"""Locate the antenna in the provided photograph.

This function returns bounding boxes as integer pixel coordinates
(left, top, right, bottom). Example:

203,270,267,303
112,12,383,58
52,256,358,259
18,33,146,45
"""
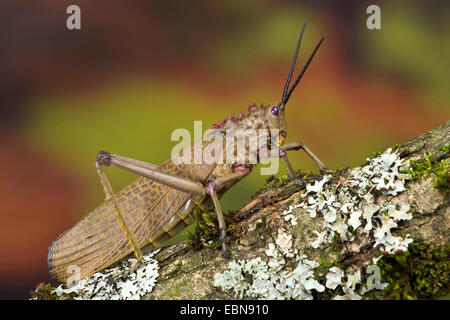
282,23,306,106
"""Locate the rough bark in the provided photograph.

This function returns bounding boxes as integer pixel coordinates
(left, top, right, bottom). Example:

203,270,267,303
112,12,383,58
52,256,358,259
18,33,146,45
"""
142,120,449,300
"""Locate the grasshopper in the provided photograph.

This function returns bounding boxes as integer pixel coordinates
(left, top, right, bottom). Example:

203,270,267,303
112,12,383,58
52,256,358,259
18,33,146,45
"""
47,24,330,284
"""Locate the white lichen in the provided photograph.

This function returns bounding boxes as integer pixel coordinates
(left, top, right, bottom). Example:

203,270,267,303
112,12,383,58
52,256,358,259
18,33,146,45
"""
332,287,362,300
325,267,344,290
302,148,413,254
345,270,361,291
311,230,329,249
282,204,301,225
214,239,324,299
306,175,331,193
348,210,362,230
275,229,295,258
284,214,298,226
51,250,160,300
215,148,414,300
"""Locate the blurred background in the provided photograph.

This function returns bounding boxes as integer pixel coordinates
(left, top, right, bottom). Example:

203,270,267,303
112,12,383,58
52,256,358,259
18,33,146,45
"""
0,0,448,299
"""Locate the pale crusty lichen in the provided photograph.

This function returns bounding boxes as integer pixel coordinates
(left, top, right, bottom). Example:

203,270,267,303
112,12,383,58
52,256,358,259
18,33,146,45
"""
300,148,413,255
214,148,413,300
49,250,160,300
213,230,325,300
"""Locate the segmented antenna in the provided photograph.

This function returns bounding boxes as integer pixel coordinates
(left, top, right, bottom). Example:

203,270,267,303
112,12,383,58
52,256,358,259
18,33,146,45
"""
282,23,306,105
282,25,325,106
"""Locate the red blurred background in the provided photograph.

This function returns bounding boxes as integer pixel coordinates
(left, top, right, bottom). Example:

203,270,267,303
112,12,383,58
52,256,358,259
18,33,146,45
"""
0,0,448,299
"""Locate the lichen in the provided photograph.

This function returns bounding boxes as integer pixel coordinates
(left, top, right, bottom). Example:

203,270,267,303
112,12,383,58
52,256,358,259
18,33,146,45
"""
213,236,326,300
30,283,67,300
214,147,446,300
325,267,344,290
44,250,160,300
299,148,414,255
214,148,421,300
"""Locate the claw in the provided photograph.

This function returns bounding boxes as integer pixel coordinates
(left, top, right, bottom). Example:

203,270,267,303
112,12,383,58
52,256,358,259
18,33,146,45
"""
220,228,230,259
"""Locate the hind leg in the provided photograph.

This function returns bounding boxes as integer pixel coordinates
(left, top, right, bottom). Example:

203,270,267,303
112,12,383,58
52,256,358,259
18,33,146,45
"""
95,152,144,262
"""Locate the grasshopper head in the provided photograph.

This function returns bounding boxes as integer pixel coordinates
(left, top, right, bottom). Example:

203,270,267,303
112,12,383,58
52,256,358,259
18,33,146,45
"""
260,102,287,146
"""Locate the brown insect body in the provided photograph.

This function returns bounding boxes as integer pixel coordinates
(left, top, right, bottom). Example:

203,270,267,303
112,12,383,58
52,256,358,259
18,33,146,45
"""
48,104,283,283
48,24,327,283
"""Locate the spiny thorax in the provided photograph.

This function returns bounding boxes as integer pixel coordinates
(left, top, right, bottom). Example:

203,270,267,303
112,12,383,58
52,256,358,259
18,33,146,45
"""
208,103,277,169
211,103,270,133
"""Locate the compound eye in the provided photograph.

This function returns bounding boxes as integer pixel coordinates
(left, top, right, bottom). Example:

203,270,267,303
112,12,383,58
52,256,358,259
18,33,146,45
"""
271,106,279,116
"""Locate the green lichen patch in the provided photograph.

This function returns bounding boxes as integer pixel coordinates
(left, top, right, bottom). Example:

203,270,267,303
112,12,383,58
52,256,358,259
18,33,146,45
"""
185,205,239,252
185,208,221,251
401,151,450,195
391,144,400,152
315,253,340,280
258,170,314,194
440,145,450,154
256,174,289,195
331,166,348,175
377,242,450,299
372,150,383,158
263,174,289,189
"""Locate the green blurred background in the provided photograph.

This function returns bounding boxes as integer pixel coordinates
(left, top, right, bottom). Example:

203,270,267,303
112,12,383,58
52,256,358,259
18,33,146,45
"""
0,0,448,299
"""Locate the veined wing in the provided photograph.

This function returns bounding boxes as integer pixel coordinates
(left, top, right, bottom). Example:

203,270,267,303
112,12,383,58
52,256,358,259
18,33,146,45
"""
48,138,220,283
